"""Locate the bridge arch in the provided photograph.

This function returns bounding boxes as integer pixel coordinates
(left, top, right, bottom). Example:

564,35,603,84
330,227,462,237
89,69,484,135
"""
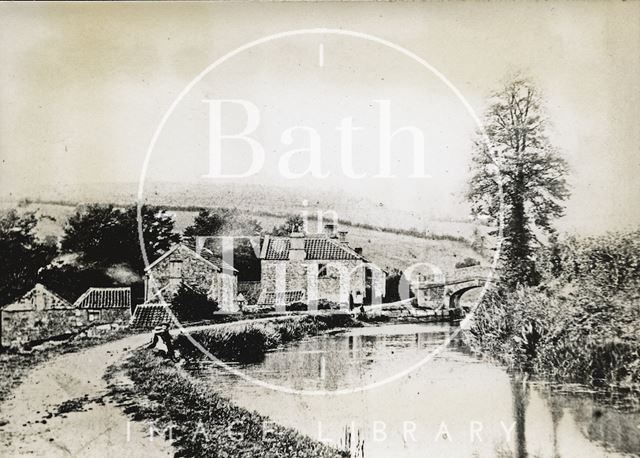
415,265,494,310
446,280,485,310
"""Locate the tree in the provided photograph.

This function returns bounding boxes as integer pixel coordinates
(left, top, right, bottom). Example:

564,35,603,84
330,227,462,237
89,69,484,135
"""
61,204,179,273
271,214,304,236
184,209,233,238
467,77,570,288
0,210,57,305
184,208,263,237
183,209,263,281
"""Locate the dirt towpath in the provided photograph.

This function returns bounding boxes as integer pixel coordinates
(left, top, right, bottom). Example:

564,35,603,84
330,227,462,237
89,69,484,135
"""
0,333,173,457
0,315,299,457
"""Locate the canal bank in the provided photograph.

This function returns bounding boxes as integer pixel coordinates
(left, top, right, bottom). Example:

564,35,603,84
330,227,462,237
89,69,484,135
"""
185,322,640,457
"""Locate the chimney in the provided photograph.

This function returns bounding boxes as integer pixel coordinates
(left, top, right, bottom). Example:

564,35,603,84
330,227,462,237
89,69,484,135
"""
338,230,348,244
324,223,337,238
289,232,306,260
354,247,363,256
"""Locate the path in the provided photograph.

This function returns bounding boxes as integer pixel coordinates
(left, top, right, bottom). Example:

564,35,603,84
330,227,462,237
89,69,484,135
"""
0,333,175,457
0,315,304,457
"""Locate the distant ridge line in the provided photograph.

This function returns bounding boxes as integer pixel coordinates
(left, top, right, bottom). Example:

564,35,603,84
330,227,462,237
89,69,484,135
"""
10,198,475,246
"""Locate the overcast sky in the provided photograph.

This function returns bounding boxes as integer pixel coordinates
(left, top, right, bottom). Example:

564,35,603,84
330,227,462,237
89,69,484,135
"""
1,1,638,234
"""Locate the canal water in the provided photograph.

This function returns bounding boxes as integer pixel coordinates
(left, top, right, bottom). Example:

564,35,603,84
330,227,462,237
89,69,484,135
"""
191,323,640,457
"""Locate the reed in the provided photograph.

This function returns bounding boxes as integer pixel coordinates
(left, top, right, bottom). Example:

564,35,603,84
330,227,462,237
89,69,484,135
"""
175,314,360,363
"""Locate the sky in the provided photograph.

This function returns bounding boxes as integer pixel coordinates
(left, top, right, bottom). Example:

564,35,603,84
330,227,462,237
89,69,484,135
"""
0,1,638,234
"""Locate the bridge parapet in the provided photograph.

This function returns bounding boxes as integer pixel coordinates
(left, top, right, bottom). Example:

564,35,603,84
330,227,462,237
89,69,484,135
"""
412,265,495,310
414,265,493,287
446,265,493,284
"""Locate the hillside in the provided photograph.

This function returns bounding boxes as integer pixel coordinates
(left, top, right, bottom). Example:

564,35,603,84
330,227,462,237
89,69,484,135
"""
2,202,490,274
2,181,485,240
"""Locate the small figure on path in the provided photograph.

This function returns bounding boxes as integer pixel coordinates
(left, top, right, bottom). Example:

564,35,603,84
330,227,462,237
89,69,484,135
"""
146,322,177,361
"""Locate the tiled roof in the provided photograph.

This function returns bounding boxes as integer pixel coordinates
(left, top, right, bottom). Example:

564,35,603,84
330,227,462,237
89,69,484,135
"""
182,240,238,273
262,236,363,261
264,238,290,260
130,304,173,329
147,241,238,274
3,284,73,312
257,290,305,305
74,287,131,309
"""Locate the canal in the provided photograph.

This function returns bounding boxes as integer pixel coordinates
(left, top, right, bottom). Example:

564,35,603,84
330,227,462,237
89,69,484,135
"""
191,323,640,457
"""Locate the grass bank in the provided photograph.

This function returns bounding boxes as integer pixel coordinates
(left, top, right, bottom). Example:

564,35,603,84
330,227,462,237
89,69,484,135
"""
107,349,347,457
175,314,361,362
467,231,640,394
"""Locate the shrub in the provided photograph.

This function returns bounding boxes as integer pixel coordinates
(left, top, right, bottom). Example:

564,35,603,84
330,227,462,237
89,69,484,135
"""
455,257,480,269
469,280,640,389
175,315,360,363
171,282,219,322
286,301,308,312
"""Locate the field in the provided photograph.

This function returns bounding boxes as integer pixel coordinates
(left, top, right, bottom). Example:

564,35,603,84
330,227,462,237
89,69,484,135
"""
2,201,490,274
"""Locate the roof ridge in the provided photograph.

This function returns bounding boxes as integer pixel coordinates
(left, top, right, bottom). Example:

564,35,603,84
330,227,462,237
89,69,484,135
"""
35,284,73,307
86,286,131,291
325,237,364,258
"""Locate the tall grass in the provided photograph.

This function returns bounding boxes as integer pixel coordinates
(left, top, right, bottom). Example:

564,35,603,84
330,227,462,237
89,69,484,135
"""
175,315,360,363
109,350,347,457
468,230,640,391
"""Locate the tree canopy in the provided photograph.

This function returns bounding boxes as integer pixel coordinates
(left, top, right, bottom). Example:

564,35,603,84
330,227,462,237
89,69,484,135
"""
0,210,57,305
467,77,570,287
183,209,263,281
184,208,263,238
271,214,304,236
61,204,179,272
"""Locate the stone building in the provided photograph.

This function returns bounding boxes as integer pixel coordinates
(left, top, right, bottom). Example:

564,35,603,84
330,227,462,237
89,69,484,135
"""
1,284,78,347
0,284,132,348
143,242,239,312
258,226,386,308
73,287,131,323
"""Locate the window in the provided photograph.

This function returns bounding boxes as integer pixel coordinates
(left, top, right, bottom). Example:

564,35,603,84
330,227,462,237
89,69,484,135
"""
169,260,183,279
317,263,328,278
88,311,100,322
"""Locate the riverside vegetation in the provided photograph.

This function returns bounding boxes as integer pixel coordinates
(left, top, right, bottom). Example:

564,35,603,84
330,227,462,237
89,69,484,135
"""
108,350,347,458
468,230,640,393
108,315,360,457
174,314,361,362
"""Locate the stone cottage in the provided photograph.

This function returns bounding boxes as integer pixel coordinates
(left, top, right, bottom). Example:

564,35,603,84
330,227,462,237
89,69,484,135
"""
73,287,131,323
143,241,239,312
258,226,386,308
1,284,137,348
0,284,79,347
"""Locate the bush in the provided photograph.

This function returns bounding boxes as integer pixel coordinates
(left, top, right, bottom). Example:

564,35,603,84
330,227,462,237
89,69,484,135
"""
469,280,640,389
455,257,480,269
469,230,640,389
171,282,219,322
175,315,360,363
286,301,308,311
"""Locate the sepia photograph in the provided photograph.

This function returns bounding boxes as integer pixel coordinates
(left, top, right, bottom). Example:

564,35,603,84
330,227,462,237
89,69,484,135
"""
0,2,639,457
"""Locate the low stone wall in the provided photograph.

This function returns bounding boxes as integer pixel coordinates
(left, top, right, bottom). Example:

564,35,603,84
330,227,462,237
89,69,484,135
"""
1,309,83,348
1,307,131,348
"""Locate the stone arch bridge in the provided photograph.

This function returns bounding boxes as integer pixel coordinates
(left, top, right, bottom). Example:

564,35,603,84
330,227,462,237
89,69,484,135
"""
415,265,496,311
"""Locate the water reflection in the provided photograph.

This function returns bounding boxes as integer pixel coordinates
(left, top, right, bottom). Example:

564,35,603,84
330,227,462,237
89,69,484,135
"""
191,323,639,457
